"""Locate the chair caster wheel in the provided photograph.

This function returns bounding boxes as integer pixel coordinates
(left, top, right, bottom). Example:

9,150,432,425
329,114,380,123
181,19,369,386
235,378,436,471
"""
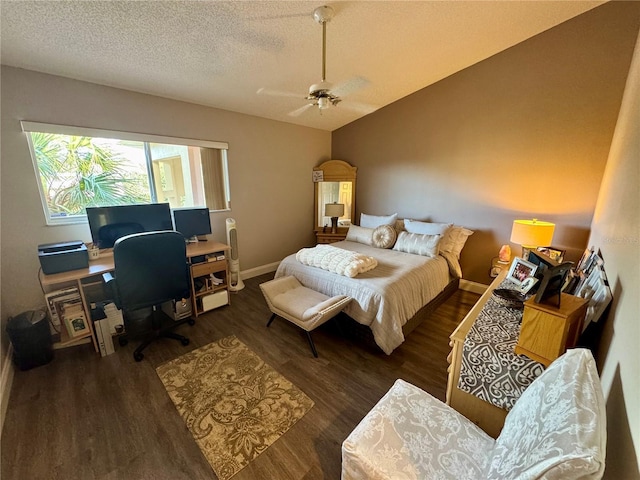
181,338,190,346
188,319,195,326
119,337,128,347
133,352,144,362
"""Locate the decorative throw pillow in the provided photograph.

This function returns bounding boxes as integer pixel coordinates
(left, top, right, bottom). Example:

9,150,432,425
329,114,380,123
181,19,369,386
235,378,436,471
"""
440,226,474,259
404,219,453,236
394,218,405,232
372,225,397,249
392,231,441,257
360,212,398,229
345,225,374,245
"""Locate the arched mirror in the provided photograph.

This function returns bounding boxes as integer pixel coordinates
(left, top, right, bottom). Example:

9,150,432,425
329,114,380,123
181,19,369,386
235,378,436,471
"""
313,160,357,243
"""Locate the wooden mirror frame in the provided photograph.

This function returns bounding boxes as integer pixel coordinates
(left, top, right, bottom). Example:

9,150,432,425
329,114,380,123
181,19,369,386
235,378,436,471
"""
313,159,357,233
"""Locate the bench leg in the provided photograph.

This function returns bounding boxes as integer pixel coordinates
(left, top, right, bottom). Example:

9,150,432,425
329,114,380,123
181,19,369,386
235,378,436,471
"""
306,331,318,358
266,313,277,327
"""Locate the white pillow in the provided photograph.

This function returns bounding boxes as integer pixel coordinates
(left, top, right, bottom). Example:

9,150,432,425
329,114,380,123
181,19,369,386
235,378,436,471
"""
440,226,474,258
392,231,441,257
404,219,453,236
345,225,374,245
360,212,398,229
371,225,397,249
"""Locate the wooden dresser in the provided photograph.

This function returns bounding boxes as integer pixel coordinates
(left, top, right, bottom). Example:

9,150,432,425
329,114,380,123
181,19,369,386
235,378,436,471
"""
515,294,587,366
316,230,347,244
446,270,509,438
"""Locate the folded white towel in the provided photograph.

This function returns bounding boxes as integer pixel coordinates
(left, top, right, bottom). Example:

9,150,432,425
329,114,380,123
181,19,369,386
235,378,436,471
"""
296,244,377,278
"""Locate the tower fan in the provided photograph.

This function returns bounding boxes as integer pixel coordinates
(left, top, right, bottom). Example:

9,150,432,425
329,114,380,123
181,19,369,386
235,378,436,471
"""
226,218,244,291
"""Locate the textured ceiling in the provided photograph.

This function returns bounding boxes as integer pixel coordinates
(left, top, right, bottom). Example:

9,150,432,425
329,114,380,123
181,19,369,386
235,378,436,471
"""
1,1,605,131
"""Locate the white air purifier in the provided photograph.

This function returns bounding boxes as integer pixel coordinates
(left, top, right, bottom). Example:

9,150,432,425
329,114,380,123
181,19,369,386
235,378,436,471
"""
226,218,245,291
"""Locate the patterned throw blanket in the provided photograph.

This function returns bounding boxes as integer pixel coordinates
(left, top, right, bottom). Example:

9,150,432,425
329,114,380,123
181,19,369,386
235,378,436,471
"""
458,280,545,410
296,244,378,278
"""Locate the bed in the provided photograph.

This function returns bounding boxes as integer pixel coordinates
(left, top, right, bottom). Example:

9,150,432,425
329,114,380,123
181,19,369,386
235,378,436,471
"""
275,227,466,354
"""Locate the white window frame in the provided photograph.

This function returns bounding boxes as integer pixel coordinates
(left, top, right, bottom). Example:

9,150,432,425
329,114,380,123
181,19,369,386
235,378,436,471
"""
21,121,230,225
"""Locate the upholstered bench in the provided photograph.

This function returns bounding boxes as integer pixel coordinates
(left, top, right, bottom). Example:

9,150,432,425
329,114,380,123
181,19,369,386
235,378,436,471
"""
342,348,606,480
259,276,351,357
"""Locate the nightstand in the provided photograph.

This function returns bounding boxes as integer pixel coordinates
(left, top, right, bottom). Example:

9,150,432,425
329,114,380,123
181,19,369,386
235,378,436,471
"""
515,294,588,366
316,231,347,244
489,256,510,277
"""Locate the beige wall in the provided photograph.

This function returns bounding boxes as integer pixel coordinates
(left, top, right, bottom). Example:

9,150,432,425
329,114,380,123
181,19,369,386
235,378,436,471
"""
0,66,331,364
591,30,640,479
332,1,640,285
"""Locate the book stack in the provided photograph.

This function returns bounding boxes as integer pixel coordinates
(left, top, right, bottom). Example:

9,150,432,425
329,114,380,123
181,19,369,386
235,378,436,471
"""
62,300,89,339
45,287,84,340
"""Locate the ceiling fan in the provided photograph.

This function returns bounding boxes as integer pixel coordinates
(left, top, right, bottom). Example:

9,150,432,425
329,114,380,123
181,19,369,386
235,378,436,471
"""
258,5,376,117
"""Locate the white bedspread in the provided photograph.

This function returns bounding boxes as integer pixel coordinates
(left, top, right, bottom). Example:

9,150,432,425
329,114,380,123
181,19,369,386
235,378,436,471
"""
296,244,378,277
275,241,452,354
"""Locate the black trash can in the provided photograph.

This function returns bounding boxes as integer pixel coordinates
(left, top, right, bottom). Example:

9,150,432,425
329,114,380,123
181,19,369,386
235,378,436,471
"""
6,310,54,370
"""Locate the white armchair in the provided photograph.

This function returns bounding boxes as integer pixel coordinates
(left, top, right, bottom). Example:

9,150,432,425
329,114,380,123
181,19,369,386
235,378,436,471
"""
342,348,606,479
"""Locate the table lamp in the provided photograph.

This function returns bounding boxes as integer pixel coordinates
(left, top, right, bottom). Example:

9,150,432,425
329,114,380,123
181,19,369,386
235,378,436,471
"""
510,219,555,259
325,203,345,234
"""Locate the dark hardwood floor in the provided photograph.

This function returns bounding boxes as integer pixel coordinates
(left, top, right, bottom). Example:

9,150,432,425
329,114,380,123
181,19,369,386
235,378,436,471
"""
1,273,479,480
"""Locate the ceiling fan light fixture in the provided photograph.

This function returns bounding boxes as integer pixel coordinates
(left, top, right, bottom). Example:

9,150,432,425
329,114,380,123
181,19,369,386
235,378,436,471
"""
313,5,335,25
318,96,330,110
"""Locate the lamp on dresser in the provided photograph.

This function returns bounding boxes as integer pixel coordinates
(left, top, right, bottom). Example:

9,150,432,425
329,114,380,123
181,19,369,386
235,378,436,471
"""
325,203,345,234
510,219,555,259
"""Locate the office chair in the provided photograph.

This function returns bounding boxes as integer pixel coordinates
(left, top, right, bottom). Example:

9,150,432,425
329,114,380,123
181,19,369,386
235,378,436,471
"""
98,222,144,248
103,230,195,361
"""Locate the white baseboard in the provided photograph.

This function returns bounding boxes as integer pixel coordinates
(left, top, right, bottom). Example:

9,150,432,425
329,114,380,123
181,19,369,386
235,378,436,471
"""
1,345,15,435
241,261,279,280
459,279,488,295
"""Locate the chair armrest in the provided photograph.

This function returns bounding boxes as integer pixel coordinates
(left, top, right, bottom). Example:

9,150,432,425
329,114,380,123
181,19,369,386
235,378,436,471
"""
102,271,121,309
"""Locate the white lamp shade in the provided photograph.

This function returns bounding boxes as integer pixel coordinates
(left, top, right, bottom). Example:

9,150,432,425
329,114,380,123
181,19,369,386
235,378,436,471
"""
510,219,555,248
325,203,345,217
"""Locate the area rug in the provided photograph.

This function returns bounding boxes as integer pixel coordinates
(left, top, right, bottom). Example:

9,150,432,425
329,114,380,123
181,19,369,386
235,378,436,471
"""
156,335,314,480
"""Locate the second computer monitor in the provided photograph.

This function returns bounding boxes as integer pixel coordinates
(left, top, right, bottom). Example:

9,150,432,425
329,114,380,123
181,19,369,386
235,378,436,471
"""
172,207,212,241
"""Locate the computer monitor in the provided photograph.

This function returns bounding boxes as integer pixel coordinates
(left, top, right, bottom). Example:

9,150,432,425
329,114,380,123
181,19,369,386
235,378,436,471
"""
86,203,173,248
172,207,212,241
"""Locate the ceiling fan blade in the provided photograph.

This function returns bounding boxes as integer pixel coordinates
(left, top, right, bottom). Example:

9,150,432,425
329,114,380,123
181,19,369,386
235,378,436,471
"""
342,101,379,115
257,87,302,99
288,104,315,117
331,76,370,98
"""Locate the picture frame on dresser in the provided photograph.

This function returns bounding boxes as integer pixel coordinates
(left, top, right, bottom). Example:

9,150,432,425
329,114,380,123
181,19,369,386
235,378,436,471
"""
536,246,565,262
534,262,574,307
506,257,538,286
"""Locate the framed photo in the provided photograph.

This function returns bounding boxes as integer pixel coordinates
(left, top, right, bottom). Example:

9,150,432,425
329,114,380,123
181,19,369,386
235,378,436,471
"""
575,247,593,272
536,246,565,263
518,276,539,295
507,257,538,286
534,261,574,306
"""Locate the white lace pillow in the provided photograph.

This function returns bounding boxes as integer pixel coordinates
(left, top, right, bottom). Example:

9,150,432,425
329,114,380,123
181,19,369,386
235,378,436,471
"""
392,231,441,257
371,225,397,249
360,212,398,229
345,225,374,245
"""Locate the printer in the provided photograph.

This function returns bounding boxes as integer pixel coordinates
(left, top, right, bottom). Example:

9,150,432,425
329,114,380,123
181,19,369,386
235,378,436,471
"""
38,241,89,275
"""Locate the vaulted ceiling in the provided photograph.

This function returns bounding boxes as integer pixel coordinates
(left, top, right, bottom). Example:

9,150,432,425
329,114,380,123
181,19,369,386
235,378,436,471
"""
1,1,604,131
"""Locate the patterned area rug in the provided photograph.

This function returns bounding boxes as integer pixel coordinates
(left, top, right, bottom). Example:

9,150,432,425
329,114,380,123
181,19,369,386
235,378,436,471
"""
156,335,314,480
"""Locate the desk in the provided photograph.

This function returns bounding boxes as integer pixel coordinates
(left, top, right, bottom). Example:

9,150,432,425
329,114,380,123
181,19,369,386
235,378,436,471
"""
39,241,230,352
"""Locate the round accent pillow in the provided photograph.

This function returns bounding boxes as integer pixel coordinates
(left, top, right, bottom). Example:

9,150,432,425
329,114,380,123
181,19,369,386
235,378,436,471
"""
372,225,397,249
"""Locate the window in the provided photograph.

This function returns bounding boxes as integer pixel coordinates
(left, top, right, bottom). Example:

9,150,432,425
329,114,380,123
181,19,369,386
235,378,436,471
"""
21,122,230,225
